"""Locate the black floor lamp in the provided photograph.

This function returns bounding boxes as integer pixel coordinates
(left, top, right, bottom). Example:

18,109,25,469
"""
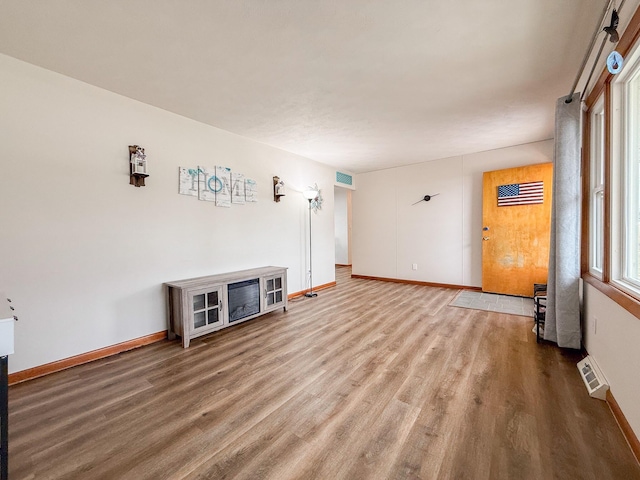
302,189,319,297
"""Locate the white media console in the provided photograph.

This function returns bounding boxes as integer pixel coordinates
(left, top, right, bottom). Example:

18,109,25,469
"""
165,266,288,348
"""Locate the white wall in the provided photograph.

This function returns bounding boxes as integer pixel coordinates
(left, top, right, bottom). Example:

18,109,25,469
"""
352,140,553,285
0,54,335,374
334,187,349,265
583,284,640,440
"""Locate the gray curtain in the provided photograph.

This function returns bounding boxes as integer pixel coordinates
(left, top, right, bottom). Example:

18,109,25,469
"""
544,93,582,349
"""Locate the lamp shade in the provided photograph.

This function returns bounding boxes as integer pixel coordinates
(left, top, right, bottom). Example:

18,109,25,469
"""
302,189,318,200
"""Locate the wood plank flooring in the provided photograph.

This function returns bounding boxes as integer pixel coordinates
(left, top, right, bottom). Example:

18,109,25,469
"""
8,267,640,479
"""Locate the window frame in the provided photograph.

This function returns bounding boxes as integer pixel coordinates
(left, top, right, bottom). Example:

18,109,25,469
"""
588,95,605,278
611,42,640,297
582,5,640,320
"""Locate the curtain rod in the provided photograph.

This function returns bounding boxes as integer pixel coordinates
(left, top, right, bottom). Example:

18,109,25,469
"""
580,0,628,101
565,0,615,103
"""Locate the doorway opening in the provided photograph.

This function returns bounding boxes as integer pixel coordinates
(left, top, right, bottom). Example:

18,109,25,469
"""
334,186,352,266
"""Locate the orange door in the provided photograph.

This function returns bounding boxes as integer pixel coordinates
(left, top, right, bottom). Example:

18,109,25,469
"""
482,163,553,296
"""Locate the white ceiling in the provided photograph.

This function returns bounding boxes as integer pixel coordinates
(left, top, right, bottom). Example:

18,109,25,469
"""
0,1,625,173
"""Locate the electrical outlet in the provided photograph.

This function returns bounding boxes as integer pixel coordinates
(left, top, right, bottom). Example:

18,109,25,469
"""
412,263,418,270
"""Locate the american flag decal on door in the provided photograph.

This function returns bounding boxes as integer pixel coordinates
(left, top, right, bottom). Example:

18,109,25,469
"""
497,181,544,206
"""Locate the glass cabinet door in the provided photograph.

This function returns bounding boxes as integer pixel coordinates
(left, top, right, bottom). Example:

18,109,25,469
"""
190,286,223,332
264,275,284,307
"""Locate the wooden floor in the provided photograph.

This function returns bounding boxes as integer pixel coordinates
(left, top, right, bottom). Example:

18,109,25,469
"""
8,267,640,479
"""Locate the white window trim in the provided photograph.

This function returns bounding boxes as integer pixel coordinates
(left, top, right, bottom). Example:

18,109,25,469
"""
611,40,640,297
589,95,605,278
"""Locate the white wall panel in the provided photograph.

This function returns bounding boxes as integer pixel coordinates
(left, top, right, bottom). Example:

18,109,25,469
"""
354,140,553,287
583,283,640,440
0,54,335,373
396,157,464,284
352,169,398,278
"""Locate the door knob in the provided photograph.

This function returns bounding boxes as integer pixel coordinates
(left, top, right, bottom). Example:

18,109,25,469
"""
483,236,490,241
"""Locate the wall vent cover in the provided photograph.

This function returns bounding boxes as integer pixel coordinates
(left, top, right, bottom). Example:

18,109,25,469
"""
577,355,609,400
336,172,353,186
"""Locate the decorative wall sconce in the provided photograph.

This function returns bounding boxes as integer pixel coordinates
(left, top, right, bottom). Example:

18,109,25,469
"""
273,176,285,202
129,145,149,187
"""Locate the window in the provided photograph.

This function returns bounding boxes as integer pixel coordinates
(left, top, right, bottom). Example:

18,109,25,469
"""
622,63,640,289
610,43,640,296
582,5,640,315
589,96,605,277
